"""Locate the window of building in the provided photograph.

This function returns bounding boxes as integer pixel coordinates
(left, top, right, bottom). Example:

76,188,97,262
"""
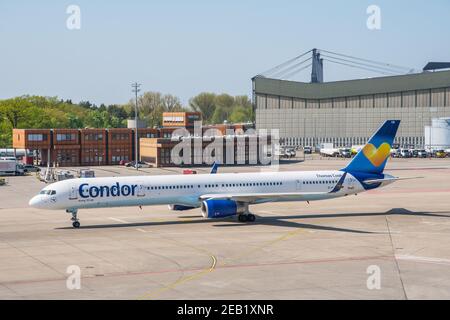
56,133,76,141
28,133,47,141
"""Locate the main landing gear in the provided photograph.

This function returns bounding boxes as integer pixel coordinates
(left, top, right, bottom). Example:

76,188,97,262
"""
237,203,256,223
66,209,80,228
238,213,256,223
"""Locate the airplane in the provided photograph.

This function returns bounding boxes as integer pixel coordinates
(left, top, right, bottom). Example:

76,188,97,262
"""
29,120,413,228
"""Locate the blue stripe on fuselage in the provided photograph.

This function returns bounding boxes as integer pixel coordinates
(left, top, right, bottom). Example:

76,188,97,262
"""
343,170,384,190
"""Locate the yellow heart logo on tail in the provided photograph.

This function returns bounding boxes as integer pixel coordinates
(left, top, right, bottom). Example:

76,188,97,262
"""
362,143,391,167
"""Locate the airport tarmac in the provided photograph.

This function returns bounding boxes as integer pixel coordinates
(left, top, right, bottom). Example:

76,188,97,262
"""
1,158,450,299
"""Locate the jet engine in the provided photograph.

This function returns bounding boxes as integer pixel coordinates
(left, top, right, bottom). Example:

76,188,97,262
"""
201,199,246,219
168,204,197,211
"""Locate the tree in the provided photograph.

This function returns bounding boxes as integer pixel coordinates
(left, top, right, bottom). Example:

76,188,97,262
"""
85,110,104,128
0,121,12,147
0,97,35,128
232,95,254,122
189,92,217,123
234,95,252,109
210,106,228,124
79,100,93,109
215,93,234,110
108,104,130,121
229,106,252,123
162,94,183,112
138,92,162,115
133,91,186,127
67,113,84,128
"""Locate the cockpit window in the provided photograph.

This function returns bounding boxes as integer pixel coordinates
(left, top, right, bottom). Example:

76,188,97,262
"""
39,190,56,195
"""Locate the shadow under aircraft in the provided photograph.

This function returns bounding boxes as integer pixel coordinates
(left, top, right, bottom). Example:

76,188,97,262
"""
56,208,450,235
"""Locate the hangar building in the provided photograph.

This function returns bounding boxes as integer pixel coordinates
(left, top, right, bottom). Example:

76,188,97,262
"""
253,49,450,147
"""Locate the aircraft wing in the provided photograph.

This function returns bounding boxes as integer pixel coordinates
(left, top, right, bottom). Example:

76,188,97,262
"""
199,191,329,203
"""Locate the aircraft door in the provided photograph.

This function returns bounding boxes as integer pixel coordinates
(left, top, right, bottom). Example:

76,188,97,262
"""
69,185,78,200
137,183,146,197
347,177,355,190
296,179,302,191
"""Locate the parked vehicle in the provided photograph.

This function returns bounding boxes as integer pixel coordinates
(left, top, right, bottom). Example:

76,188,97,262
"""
350,145,364,156
55,170,75,181
0,156,18,163
399,148,412,158
0,159,24,176
319,143,339,157
303,146,312,154
79,169,95,178
433,150,447,158
125,161,150,168
320,148,339,157
21,164,41,173
285,148,296,158
339,148,352,158
276,149,289,159
412,149,427,158
390,148,400,158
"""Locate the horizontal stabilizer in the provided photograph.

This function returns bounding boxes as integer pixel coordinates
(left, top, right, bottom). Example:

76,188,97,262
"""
363,176,424,184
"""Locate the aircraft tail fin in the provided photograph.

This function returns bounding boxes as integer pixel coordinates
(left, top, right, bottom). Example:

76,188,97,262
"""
343,120,400,174
210,161,219,174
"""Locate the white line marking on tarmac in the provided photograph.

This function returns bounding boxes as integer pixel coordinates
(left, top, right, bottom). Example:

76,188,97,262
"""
396,255,450,266
108,217,129,224
136,228,147,233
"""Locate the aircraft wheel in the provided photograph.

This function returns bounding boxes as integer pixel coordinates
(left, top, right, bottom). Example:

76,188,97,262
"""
247,214,256,222
72,221,80,228
238,214,248,222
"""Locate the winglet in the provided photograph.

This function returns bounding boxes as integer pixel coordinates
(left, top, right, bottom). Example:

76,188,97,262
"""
329,172,347,193
210,161,219,174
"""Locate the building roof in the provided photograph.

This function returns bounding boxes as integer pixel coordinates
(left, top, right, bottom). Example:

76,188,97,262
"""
253,70,450,99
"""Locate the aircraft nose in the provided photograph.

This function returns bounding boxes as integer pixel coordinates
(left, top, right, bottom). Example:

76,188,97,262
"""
29,195,44,208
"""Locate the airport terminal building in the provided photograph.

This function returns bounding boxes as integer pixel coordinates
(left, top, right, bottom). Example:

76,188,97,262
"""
254,70,450,147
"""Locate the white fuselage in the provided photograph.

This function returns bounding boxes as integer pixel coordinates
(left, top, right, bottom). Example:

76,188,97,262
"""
29,170,393,211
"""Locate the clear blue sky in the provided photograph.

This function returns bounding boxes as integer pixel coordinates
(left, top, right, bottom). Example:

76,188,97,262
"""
1,0,449,105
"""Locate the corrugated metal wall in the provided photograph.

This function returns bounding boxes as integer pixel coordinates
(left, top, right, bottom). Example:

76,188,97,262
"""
255,86,450,147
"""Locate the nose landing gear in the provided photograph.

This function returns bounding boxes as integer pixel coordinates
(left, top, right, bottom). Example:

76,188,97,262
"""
66,209,80,228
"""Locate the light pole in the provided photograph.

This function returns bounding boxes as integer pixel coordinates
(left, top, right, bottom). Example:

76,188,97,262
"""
131,82,141,170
